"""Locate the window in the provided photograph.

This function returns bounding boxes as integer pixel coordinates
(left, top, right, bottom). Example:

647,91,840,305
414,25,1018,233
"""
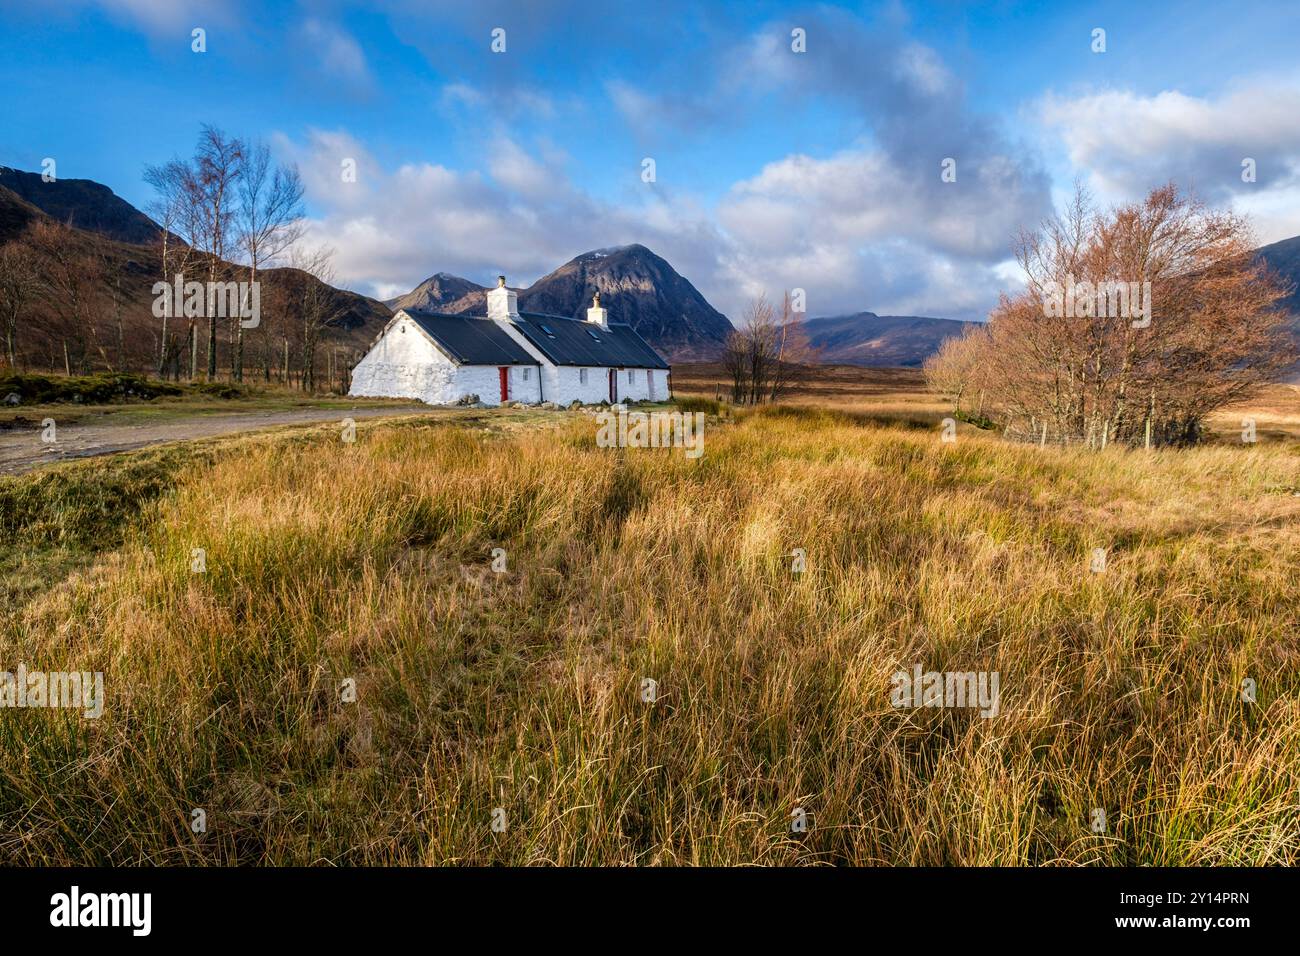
538,324,555,337
579,368,588,385
627,369,634,384
521,367,530,381
586,329,601,341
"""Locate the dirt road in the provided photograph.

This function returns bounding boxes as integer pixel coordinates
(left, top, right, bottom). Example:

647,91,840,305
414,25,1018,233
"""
0,404,434,475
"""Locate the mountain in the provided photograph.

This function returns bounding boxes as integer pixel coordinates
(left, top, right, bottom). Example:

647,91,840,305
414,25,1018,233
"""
262,266,390,333
803,312,976,367
386,272,486,313
1256,234,1300,315
0,166,165,245
392,245,734,361
0,170,392,372
516,245,733,360
0,180,46,244
1255,235,1300,381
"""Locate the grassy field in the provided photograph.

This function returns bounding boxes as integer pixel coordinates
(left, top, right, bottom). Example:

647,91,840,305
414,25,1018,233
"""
0,371,405,430
674,363,1300,443
1,369,1298,865
672,363,948,425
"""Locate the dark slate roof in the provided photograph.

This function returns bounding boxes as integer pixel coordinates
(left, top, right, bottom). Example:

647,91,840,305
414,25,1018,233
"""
511,312,670,369
404,310,538,366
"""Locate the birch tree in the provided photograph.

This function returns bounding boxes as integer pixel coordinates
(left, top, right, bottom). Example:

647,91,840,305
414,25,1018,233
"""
235,142,304,382
0,239,39,369
949,184,1294,447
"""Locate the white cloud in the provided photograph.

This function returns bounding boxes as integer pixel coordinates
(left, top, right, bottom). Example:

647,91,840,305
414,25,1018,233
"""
273,9,1051,322
485,137,556,198
271,129,380,216
64,0,238,34
895,42,951,97
284,127,730,311
438,82,556,121
714,146,1044,318
299,19,372,88
285,121,1029,323
600,9,1052,318
1038,80,1300,242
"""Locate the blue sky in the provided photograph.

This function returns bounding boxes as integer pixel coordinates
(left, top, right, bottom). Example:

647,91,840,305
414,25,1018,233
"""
2,0,1299,320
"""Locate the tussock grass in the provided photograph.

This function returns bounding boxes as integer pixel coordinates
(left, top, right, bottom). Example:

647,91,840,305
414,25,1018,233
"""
1,408,1298,865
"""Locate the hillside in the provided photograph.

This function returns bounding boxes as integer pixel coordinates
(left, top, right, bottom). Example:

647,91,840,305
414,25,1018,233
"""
1256,235,1300,380
1257,234,1300,315
0,174,391,374
803,311,976,367
0,165,165,244
0,181,47,244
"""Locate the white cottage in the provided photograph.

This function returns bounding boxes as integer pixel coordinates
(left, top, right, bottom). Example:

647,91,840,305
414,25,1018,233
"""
349,277,671,406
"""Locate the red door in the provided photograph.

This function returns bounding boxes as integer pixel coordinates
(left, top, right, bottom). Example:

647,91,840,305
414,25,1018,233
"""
498,367,509,403
608,368,617,403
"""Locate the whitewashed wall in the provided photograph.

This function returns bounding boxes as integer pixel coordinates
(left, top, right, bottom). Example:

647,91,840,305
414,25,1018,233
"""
615,368,670,402
452,364,503,405
551,366,614,404
507,364,543,403
349,315,458,404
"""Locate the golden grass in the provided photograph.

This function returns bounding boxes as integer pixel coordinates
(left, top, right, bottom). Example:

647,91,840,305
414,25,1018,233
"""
1208,383,1300,443
673,363,952,428
1,405,1298,865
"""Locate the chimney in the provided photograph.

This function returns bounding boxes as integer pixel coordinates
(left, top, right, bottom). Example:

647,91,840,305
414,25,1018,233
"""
586,290,608,329
486,274,518,318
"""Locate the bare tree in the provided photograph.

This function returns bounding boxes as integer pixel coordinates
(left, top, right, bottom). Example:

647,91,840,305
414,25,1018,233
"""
84,230,134,372
27,219,105,374
924,324,992,413
0,239,39,369
144,158,202,377
186,126,246,380
288,245,345,392
235,142,304,382
768,290,819,401
721,325,748,403
952,183,1295,447
723,292,818,403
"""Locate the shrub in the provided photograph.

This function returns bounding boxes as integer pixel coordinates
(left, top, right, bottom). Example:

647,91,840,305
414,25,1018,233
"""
0,372,250,405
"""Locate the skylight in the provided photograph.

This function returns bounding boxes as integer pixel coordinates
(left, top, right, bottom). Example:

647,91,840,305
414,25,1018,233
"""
586,329,601,341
